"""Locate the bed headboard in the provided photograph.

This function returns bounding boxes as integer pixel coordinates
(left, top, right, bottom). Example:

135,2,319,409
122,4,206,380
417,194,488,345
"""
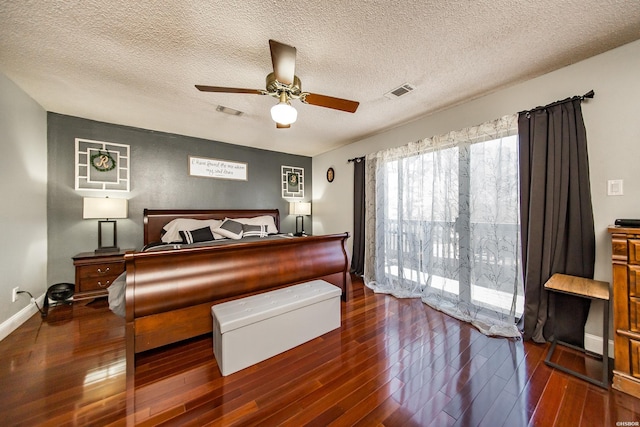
143,209,281,244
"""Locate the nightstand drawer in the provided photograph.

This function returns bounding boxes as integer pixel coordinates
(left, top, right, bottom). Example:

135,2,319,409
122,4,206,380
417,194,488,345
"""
79,276,118,292
72,249,130,299
77,263,123,280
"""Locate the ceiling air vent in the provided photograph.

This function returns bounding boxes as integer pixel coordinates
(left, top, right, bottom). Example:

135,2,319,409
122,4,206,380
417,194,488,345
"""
216,105,244,116
384,83,416,99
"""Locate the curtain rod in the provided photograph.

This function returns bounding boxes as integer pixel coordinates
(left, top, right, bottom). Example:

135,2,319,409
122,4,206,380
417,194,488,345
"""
519,90,594,116
347,156,365,163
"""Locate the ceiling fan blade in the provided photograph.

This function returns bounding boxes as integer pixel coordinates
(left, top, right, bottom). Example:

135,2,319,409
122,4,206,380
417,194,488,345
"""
195,85,264,95
276,123,291,129
269,40,296,85
302,93,360,113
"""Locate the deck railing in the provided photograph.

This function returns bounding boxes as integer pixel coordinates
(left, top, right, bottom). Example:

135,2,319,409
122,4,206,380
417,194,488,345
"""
383,219,520,293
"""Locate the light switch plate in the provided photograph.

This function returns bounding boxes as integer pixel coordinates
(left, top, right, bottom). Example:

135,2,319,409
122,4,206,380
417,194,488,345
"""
608,179,624,196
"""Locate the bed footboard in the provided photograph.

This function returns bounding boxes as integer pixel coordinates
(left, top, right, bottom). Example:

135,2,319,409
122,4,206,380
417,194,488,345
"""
124,233,349,375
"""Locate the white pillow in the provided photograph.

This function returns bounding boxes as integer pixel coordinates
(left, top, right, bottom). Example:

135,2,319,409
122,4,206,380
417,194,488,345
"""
231,215,278,234
161,218,223,243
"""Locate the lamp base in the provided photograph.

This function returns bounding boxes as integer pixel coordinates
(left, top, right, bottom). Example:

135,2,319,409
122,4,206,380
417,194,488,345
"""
295,215,306,236
94,246,120,254
96,220,119,254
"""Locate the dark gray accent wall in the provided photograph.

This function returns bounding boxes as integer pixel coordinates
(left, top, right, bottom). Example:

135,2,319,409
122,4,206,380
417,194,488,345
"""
47,113,312,284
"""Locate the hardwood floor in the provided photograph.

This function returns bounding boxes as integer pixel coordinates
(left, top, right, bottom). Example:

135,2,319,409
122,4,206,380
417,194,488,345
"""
1,276,639,426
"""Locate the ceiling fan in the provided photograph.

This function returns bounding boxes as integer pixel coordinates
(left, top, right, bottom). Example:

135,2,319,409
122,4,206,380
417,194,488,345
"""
196,40,359,129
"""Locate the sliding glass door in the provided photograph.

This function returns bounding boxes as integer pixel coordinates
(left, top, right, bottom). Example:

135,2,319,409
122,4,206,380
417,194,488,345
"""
365,115,523,337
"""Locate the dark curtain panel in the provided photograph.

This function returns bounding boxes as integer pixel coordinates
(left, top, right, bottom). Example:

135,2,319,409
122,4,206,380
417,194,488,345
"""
351,158,365,275
518,97,595,346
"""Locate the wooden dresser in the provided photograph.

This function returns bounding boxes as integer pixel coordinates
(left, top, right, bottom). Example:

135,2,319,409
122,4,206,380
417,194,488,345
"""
72,249,129,300
609,226,640,397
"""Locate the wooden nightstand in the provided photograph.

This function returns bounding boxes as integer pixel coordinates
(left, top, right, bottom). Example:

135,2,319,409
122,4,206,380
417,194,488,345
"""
72,249,131,300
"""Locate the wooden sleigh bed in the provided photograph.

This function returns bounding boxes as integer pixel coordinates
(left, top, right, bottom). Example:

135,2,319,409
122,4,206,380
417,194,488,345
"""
123,208,350,375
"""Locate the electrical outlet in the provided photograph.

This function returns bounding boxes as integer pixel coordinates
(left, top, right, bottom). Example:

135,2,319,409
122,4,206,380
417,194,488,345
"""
12,287,19,303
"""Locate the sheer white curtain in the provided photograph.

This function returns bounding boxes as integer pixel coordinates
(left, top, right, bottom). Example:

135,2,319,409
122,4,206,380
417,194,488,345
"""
364,114,523,337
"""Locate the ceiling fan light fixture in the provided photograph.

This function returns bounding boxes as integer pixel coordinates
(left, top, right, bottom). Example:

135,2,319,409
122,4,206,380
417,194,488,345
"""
271,97,297,125
196,40,359,125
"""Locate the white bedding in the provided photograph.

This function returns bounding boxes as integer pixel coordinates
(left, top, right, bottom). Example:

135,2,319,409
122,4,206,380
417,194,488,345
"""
108,272,126,317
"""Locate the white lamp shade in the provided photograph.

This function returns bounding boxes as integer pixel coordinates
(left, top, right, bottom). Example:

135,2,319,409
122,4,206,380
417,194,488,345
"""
289,202,311,216
271,102,298,125
83,197,128,219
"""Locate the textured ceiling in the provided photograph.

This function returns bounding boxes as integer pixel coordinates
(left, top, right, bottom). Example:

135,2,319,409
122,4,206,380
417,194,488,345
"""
1,1,640,156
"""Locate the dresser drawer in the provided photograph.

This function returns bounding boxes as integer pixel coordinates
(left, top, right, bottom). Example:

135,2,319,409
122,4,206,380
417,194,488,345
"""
631,266,640,297
632,340,640,379
631,297,640,332
630,240,640,265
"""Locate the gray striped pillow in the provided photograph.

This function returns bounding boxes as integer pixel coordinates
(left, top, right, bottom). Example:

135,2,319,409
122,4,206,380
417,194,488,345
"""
242,224,268,238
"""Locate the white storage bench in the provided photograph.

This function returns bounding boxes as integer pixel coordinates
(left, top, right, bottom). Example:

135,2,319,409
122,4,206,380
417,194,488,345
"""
211,280,342,376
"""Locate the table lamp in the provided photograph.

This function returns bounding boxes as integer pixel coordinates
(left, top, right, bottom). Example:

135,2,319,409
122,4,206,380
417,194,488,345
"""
289,202,311,236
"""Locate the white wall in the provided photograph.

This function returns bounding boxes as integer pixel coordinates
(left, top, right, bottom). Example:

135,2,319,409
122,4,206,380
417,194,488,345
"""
0,72,48,336
313,39,640,350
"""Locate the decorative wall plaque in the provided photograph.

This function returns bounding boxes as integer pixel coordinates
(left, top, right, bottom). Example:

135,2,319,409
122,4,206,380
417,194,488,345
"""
189,156,248,181
75,138,130,192
281,165,304,198
327,167,335,183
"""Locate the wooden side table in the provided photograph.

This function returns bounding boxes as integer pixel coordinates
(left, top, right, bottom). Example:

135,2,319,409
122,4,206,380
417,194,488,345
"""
72,249,131,300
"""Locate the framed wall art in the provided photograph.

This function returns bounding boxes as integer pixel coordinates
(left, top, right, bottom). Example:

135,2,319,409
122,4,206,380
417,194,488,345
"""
75,138,130,192
281,165,304,198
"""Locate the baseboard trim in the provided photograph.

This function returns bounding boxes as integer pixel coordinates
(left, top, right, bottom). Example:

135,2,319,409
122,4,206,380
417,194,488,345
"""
584,332,615,357
0,293,45,341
